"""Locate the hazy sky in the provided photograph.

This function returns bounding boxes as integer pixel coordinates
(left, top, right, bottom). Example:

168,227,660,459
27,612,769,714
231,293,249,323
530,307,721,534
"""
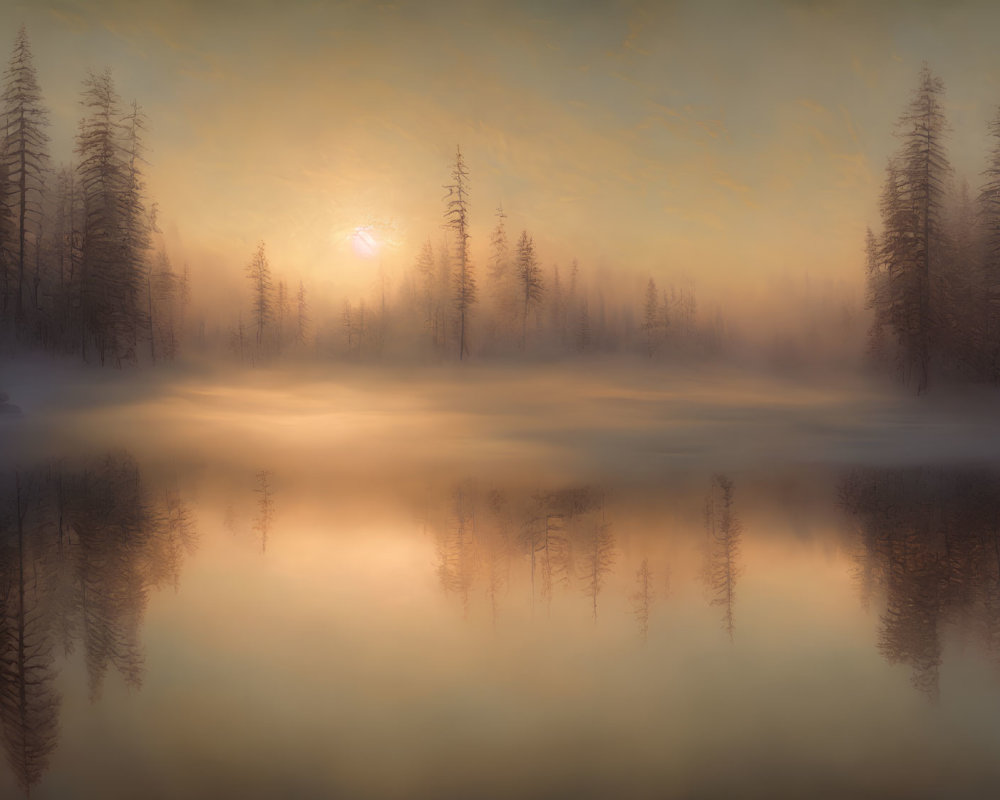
3,0,1000,303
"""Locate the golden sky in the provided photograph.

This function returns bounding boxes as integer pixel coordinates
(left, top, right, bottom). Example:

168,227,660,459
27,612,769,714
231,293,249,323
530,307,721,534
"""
4,0,1000,302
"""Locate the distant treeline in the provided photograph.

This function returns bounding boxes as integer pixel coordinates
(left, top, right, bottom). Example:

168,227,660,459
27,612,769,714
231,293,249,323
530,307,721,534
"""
231,150,730,366
0,25,867,371
866,64,1000,390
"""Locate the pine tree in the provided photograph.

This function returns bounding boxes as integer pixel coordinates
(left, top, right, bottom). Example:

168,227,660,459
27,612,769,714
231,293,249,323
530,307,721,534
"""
979,107,1000,378
444,145,475,359
245,241,272,355
2,26,49,325
515,230,543,349
877,65,952,391
76,69,128,363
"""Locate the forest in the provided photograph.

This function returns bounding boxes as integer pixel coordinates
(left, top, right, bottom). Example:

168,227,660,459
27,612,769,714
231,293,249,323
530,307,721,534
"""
4,3,1000,797
866,65,1000,391
2,30,999,390
0,26,857,374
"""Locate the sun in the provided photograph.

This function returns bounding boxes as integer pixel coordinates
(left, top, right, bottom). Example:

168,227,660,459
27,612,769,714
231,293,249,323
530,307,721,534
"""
352,226,379,259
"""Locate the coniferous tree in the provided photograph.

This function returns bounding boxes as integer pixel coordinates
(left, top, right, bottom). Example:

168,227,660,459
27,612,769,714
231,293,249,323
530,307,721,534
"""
875,65,951,391
978,107,1000,378
244,241,272,356
76,70,135,363
2,26,48,326
488,204,517,344
444,145,474,359
514,230,543,349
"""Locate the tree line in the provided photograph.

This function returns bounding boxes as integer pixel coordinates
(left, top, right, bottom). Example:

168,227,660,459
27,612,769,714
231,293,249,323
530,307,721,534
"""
237,146,726,366
0,23,873,370
0,27,189,366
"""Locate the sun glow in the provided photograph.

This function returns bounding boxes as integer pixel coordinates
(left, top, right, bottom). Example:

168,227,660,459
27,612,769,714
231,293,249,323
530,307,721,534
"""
352,226,379,259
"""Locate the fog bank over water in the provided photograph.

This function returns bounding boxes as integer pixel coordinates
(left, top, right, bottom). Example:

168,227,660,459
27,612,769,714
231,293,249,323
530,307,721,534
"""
5,359,1000,485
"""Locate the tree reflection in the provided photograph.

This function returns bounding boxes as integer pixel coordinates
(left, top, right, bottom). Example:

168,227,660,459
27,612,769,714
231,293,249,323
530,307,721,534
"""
840,468,1000,700
435,485,477,617
0,472,59,794
253,469,274,554
429,482,614,622
630,557,654,644
702,475,743,641
0,454,197,794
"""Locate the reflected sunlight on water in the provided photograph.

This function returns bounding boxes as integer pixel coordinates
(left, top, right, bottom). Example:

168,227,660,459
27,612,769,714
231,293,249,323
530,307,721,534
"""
3,367,1000,797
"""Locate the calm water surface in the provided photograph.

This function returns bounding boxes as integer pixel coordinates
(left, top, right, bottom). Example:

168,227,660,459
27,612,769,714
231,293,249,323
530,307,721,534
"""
1,363,1000,798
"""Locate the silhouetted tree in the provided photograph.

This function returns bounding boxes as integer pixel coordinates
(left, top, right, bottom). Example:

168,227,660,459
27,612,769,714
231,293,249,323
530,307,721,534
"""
245,241,272,357
515,231,543,350
978,107,1000,378
2,26,49,325
444,145,475,359
873,65,952,391
488,204,517,345
76,69,129,363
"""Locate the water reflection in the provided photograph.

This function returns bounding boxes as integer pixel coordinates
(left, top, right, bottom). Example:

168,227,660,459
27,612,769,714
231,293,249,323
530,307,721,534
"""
702,474,744,640
629,557,655,644
253,469,275,554
840,468,1000,700
7,453,1000,796
0,454,196,794
430,484,623,623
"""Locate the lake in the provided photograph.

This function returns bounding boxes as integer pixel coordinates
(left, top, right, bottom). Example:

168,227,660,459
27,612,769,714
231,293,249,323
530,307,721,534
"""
2,361,1000,798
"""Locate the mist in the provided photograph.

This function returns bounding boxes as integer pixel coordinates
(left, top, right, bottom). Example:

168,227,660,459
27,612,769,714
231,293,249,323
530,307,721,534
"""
4,2,1000,798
